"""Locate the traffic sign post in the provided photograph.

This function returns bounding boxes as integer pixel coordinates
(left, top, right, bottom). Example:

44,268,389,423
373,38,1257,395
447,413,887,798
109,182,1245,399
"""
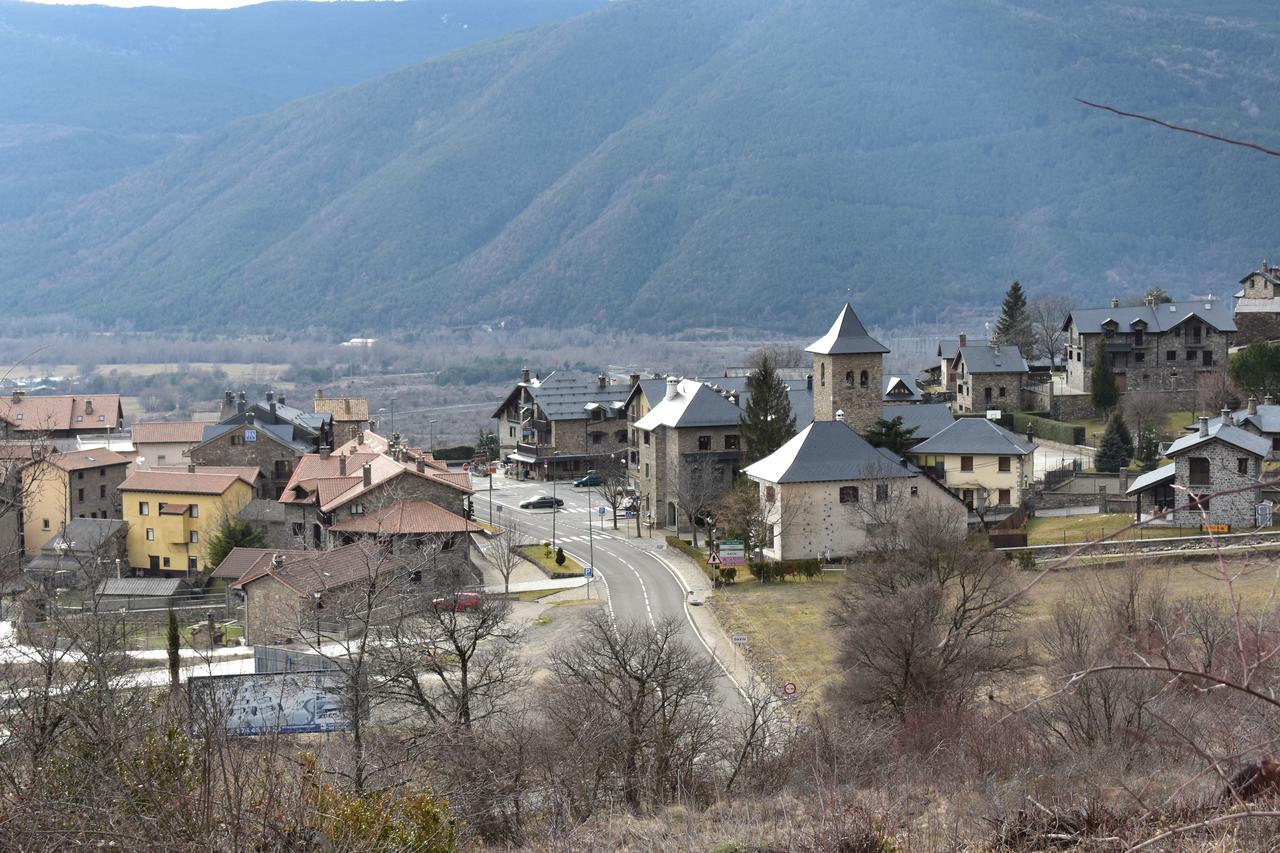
584,565,593,598
597,504,607,530
782,682,797,697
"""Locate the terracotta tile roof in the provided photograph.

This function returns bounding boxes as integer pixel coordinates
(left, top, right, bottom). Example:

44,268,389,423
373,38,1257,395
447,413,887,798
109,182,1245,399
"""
152,465,260,487
327,500,479,535
212,546,309,581
131,421,207,444
44,448,131,472
233,542,408,595
313,395,369,421
0,395,122,432
119,470,247,496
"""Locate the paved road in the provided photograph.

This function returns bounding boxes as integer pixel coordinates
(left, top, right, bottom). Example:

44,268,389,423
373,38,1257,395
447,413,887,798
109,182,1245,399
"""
474,476,747,715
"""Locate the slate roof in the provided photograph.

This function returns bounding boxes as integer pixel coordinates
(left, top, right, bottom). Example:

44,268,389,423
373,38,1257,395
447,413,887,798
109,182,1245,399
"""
131,421,207,444
1126,463,1176,496
633,379,744,430
881,403,955,440
1206,405,1280,435
40,518,125,555
95,577,186,597
1064,299,1237,334
743,420,915,484
1166,423,1270,458
957,345,1029,375
937,338,988,359
198,421,312,454
493,372,630,423
910,417,1037,456
713,376,814,427
232,541,409,596
805,304,889,355
1233,298,1280,315
882,375,922,402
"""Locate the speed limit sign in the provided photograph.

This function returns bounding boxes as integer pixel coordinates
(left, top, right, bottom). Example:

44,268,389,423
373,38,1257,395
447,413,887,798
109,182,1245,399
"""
782,682,797,696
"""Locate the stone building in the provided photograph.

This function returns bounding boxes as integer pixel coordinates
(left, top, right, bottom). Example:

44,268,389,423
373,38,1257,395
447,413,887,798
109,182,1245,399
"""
633,377,742,533
1203,396,1280,459
1062,297,1235,395
493,371,631,480
1234,260,1280,345
806,303,888,431
952,344,1029,414
312,390,369,445
1164,416,1269,530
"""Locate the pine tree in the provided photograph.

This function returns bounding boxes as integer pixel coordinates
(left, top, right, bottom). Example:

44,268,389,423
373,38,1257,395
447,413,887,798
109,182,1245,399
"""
1113,415,1133,467
994,280,1034,356
739,352,797,465
1089,338,1119,411
205,514,267,573
863,416,919,456
1095,413,1130,473
1136,428,1161,472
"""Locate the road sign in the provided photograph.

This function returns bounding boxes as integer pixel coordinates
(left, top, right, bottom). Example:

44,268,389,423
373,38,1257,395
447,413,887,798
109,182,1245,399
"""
496,504,504,514
719,539,745,567
731,634,748,646
720,539,744,548
244,429,257,442
782,682,797,696
597,506,606,516
463,462,471,472
584,566,593,578
707,551,721,566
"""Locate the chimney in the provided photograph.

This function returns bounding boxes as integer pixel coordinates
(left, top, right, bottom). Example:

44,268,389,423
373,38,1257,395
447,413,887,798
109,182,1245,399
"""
320,445,331,459
245,411,255,426
1198,416,1209,437
1221,406,1233,427
521,367,531,384
224,390,234,406
315,388,324,401
265,390,274,404
10,389,21,404
665,376,679,401
338,455,347,476
187,464,195,473
237,390,246,414
728,391,739,406
356,431,364,445
597,375,607,390
958,333,967,348
1110,297,1120,308
362,463,372,487
271,553,284,569
835,409,845,422
416,458,425,473
806,373,813,391
1266,394,1275,407
269,395,277,418
278,394,286,407
1248,396,1259,416
629,373,640,388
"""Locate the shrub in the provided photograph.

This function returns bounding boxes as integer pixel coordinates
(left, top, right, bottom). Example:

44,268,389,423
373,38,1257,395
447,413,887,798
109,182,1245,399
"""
718,566,737,584
666,535,714,581
555,546,566,566
1010,412,1085,446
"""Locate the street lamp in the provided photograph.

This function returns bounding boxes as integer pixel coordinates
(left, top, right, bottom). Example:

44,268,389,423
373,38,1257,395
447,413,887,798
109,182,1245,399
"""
550,451,561,550
428,419,438,452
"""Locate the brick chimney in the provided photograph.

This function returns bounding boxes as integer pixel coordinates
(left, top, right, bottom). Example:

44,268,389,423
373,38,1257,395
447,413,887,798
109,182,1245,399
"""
272,553,285,569
356,431,364,445
1198,416,1209,437
362,463,372,487
416,458,425,473
665,376,679,401
245,411,255,426
319,445,331,459
278,394,286,407
10,389,22,404
267,391,276,418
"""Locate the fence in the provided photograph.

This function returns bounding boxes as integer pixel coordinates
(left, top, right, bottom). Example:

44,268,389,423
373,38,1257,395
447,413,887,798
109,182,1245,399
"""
1041,458,1081,489
988,502,1030,548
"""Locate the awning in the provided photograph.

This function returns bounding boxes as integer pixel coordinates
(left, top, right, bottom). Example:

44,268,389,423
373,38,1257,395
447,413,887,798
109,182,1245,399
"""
507,452,537,464
1126,463,1175,496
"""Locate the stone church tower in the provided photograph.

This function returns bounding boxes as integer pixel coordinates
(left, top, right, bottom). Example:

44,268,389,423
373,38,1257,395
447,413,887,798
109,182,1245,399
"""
806,303,888,431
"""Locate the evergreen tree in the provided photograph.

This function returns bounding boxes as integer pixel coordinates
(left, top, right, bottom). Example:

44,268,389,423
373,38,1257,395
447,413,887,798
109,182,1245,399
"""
205,514,267,572
994,280,1034,356
1095,413,1130,473
1113,415,1133,467
1089,338,1119,410
1135,428,1161,472
739,352,796,465
863,416,919,456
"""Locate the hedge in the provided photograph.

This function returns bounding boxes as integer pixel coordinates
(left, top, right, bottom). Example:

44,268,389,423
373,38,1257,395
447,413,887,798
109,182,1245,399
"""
750,560,822,583
1010,412,1085,446
665,536,742,584
432,444,477,461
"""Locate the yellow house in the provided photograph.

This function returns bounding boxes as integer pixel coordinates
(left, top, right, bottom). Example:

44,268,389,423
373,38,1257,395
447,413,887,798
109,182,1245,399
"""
119,469,256,575
910,417,1037,510
21,449,131,557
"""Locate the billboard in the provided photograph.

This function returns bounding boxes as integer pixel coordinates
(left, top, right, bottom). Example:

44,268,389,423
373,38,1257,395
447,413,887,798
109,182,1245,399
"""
188,670,351,736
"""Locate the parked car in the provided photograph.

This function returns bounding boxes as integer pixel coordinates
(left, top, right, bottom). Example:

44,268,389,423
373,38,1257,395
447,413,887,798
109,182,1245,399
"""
433,592,481,612
574,471,603,488
519,495,564,509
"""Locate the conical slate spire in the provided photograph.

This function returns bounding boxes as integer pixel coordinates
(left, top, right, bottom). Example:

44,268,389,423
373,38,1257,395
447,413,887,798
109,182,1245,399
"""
805,303,889,355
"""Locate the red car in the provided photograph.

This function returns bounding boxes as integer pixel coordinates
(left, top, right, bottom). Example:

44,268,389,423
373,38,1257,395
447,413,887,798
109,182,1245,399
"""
433,592,481,612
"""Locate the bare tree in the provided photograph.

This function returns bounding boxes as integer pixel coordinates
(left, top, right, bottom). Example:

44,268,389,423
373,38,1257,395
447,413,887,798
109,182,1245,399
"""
487,517,526,596
590,453,630,530
1028,295,1072,364
673,456,727,547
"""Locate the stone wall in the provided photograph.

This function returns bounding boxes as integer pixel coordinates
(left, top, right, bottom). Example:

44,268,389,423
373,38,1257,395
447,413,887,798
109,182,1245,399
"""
1235,312,1280,346
69,462,128,520
957,371,1025,414
812,352,882,430
1067,326,1231,395
1172,438,1263,528
190,423,296,499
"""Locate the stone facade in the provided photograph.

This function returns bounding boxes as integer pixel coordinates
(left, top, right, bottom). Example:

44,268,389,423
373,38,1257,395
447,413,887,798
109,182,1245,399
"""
638,422,739,533
957,370,1025,414
1172,438,1263,529
190,422,298,499
812,352,882,430
1065,318,1231,395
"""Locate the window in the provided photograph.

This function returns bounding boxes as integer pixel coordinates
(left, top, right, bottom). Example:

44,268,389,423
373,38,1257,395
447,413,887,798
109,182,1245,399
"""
998,386,1007,398
77,488,84,502
189,505,198,518
1189,457,1210,486
77,471,84,480
1193,494,1210,512
99,484,106,498
509,426,515,438
274,459,292,478
1134,351,1145,363
162,557,170,568
1238,458,1250,475
231,434,245,446
644,463,650,477
189,531,199,544
350,502,365,515
875,483,889,502
643,432,650,446
820,362,825,385
146,528,155,541
1273,436,1280,452
157,454,166,464
984,387,993,402
75,415,83,423
14,414,20,421
1203,350,1214,367
139,501,149,516
998,488,1011,506
724,435,739,450
765,485,776,502
910,485,919,496
1133,329,1144,346
99,468,105,477
859,370,869,388
998,456,1011,473
962,489,975,509
41,519,50,531
615,430,627,443
844,371,855,387
698,435,711,451
1166,350,1176,361
291,522,304,536
1186,350,1196,361
839,486,859,504
591,432,604,445
188,557,198,570
960,456,974,472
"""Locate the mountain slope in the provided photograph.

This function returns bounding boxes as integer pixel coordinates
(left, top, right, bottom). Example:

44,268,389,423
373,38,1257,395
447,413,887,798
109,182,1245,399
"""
3,0,1280,333
0,0,602,217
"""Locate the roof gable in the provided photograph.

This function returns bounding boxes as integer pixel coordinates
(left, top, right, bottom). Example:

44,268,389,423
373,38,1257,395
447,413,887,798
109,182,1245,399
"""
805,303,889,355
910,417,1036,456
743,420,915,484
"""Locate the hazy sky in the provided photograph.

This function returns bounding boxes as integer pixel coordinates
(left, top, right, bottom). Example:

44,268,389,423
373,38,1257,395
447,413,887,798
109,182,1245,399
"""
20,0,393,9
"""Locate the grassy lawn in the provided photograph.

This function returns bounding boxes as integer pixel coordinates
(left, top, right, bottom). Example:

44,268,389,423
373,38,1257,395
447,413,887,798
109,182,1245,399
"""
1071,410,1196,447
516,544,585,578
709,556,1280,709
3,362,287,380
507,588,564,602
1025,512,1205,546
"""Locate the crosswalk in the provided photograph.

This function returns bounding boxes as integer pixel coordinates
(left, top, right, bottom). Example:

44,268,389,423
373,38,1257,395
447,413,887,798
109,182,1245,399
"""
554,533,623,543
